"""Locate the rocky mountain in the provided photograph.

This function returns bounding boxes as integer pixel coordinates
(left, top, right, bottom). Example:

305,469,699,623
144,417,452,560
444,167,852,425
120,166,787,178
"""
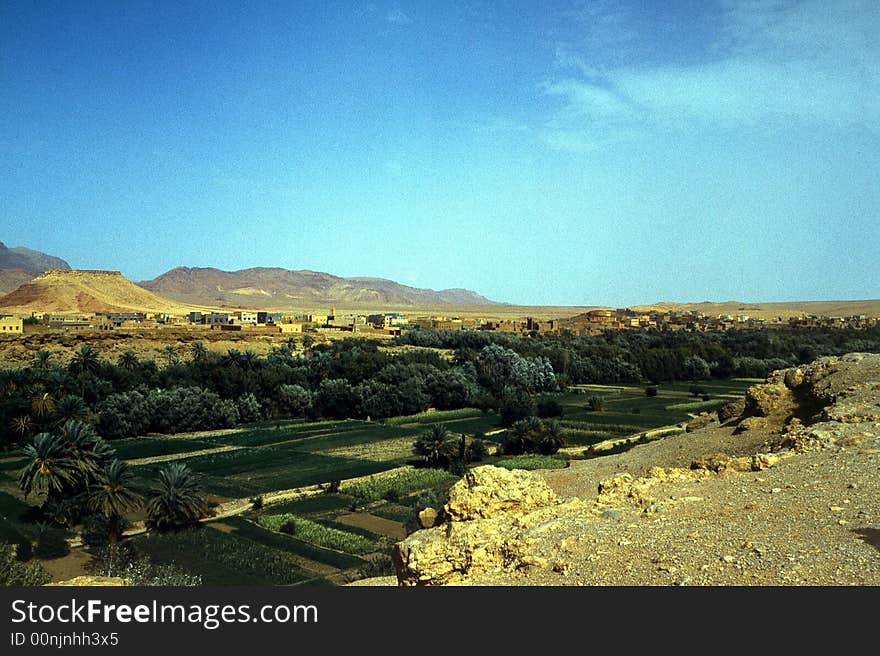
0,242,70,273
391,353,880,586
0,270,195,314
0,242,71,295
138,267,498,308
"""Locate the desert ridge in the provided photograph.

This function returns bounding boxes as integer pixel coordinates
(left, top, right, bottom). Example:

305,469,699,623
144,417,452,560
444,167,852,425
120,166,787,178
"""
0,269,200,315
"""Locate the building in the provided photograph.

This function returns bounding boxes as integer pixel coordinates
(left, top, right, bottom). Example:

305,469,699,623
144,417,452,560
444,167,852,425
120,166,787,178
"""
0,316,23,334
235,311,258,325
257,312,284,325
203,312,230,326
278,323,303,334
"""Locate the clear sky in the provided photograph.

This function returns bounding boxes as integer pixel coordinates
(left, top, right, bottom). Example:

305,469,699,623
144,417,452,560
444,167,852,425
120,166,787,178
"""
1,0,878,306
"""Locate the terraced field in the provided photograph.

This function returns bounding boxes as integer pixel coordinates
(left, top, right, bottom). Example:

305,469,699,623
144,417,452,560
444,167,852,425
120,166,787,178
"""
0,380,754,584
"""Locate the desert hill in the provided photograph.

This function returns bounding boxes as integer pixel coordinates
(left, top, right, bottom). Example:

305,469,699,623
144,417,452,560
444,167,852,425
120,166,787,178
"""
391,353,880,586
138,266,499,309
0,269,196,314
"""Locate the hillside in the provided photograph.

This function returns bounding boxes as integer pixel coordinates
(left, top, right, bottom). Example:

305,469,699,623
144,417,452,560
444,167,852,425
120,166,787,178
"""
0,241,70,273
0,269,37,296
392,353,880,586
0,269,196,314
138,266,498,309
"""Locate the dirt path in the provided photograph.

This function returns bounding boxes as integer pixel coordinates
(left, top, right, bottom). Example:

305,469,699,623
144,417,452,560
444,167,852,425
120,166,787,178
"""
127,444,243,465
334,512,407,540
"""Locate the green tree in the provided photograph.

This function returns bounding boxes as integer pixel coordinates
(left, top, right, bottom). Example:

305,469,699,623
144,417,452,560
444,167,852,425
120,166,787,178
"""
17,433,77,499
54,395,88,426
145,463,211,531
161,344,180,367
117,351,138,370
32,349,53,372
87,460,143,543
30,392,56,424
412,424,456,468
537,419,566,455
70,344,101,399
11,415,34,441
190,341,208,362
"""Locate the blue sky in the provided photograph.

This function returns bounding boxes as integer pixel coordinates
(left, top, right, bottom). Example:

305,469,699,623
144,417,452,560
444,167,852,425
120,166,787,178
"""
1,0,878,305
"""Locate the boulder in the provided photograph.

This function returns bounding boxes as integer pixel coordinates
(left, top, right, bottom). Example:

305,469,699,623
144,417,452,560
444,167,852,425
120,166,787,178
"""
444,465,557,521
418,507,439,529
744,382,796,418
718,398,746,424
685,413,716,432
734,416,768,433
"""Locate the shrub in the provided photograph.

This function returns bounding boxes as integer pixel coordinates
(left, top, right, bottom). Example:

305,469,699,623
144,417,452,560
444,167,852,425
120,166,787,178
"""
689,384,705,397
15,539,33,562
536,396,564,418
249,496,264,511
588,395,605,412
34,526,70,559
0,543,50,585
354,553,395,580
80,513,130,549
90,544,201,586
645,386,658,397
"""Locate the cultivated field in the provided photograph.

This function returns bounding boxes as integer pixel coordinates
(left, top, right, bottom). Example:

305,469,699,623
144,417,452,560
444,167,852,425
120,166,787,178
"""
0,379,754,584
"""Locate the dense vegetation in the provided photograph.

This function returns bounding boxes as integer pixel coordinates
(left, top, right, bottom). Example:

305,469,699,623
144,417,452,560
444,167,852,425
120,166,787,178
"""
4,327,877,449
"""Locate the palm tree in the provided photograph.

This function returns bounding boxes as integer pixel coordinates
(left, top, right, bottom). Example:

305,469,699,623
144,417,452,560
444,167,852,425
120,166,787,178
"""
32,349,53,371
11,415,34,441
145,463,211,531
87,460,143,543
160,344,180,367
54,395,88,426
503,416,545,455
70,345,100,399
537,420,566,455
190,341,208,362
17,433,77,499
413,424,456,468
59,420,113,484
117,351,138,370
30,392,55,424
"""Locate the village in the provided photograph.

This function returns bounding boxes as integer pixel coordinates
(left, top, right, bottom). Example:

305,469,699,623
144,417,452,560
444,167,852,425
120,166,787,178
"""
0,305,876,339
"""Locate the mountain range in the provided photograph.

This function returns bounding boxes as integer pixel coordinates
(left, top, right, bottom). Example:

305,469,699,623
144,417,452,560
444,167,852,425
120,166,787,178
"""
0,242,498,311
138,267,497,308
0,242,71,295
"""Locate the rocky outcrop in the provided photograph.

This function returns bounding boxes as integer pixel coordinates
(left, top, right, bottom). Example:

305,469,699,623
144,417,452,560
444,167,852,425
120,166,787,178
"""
392,466,593,585
46,576,127,586
393,354,880,586
444,466,558,521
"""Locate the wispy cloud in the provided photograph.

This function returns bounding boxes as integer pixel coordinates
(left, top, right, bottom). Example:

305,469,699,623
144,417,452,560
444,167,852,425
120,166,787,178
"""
386,9,412,25
541,0,880,150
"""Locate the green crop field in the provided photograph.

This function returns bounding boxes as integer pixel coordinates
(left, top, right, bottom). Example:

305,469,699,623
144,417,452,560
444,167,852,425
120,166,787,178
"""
131,526,320,585
222,516,365,570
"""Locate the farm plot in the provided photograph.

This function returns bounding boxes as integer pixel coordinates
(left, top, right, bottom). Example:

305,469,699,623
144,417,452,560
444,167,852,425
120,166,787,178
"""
130,526,325,585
